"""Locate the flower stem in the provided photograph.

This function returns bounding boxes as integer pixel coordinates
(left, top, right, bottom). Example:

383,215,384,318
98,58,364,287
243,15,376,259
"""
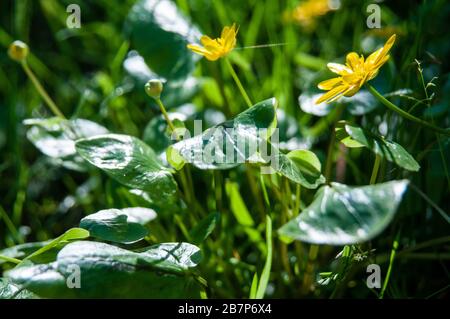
366,84,450,136
21,61,66,119
369,154,382,185
155,98,176,133
225,58,253,108
0,254,21,264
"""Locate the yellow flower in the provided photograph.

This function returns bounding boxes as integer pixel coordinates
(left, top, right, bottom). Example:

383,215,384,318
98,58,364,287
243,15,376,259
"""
316,34,396,104
187,23,238,61
290,0,331,28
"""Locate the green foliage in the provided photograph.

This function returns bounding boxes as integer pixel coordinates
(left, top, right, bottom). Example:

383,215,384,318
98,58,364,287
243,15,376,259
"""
336,121,420,171
79,208,156,244
5,241,202,298
75,134,178,205
278,180,409,245
1,0,449,300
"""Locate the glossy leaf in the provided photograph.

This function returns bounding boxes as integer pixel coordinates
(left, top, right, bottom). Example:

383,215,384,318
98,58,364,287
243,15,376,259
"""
0,279,36,299
79,208,156,244
75,134,178,204
336,121,420,171
125,0,201,79
278,180,409,245
6,241,202,298
167,98,278,170
24,118,108,171
271,149,326,189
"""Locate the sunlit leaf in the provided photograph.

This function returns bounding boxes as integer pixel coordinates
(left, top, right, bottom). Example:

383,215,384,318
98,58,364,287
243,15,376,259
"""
167,98,278,170
6,241,202,298
24,118,108,171
336,121,420,171
278,180,409,245
79,208,156,244
75,134,178,204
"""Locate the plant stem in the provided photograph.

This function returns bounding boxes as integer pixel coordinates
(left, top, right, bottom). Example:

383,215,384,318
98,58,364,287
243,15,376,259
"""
0,255,21,264
366,84,450,136
21,61,66,119
380,230,400,299
255,215,273,299
155,98,176,132
369,154,381,185
225,58,253,108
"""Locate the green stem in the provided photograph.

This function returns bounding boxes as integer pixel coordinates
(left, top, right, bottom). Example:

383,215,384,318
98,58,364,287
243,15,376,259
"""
21,61,66,119
0,255,21,264
366,84,450,136
155,98,176,133
369,154,381,185
225,58,253,108
380,230,400,299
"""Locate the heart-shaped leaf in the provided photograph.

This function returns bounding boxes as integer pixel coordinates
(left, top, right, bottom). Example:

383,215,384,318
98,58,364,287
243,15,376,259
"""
271,149,326,189
6,241,202,298
167,98,278,170
75,134,177,204
125,0,201,80
335,121,420,171
278,180,409,245
80,208,156,244
24,118,108,171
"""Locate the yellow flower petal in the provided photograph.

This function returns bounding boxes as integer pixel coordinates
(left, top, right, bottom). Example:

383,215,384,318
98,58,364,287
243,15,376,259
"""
366,34,396,66
187,24,237,61
327,63,352,75
315,84,349,104
318,77,342,90
345,52,361,70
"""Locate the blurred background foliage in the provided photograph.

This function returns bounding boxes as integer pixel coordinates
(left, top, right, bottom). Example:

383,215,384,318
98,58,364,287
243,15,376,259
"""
0,0,449,298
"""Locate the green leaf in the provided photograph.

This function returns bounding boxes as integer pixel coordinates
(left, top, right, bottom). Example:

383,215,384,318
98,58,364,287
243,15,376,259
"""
167,98,278,170
256,215,272,299
6,241,202,298
335,121,420,171
24,117,108,171
278,180,409,245
125,0,201,80
189,212,220,245
0,278,37,299
249,273,258,299
80,208,156,244
25,228,90,261
226,182,254,227
75,134,178,204
271,148,326,189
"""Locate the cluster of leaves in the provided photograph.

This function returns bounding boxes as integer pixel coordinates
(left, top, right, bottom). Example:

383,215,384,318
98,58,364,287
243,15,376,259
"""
1,0,449,299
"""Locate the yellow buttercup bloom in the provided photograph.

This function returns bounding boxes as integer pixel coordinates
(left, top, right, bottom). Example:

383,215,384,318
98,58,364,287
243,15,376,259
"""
187,23,238,61
316,34,396,104
290,0,331,28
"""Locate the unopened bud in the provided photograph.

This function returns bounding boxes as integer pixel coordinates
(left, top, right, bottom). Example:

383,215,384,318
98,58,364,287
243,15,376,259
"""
8,40,29,62
145,79,163,99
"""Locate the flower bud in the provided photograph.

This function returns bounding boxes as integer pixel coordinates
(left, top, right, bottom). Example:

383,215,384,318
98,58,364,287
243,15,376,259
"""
145,79,163,99
8,40,29,62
